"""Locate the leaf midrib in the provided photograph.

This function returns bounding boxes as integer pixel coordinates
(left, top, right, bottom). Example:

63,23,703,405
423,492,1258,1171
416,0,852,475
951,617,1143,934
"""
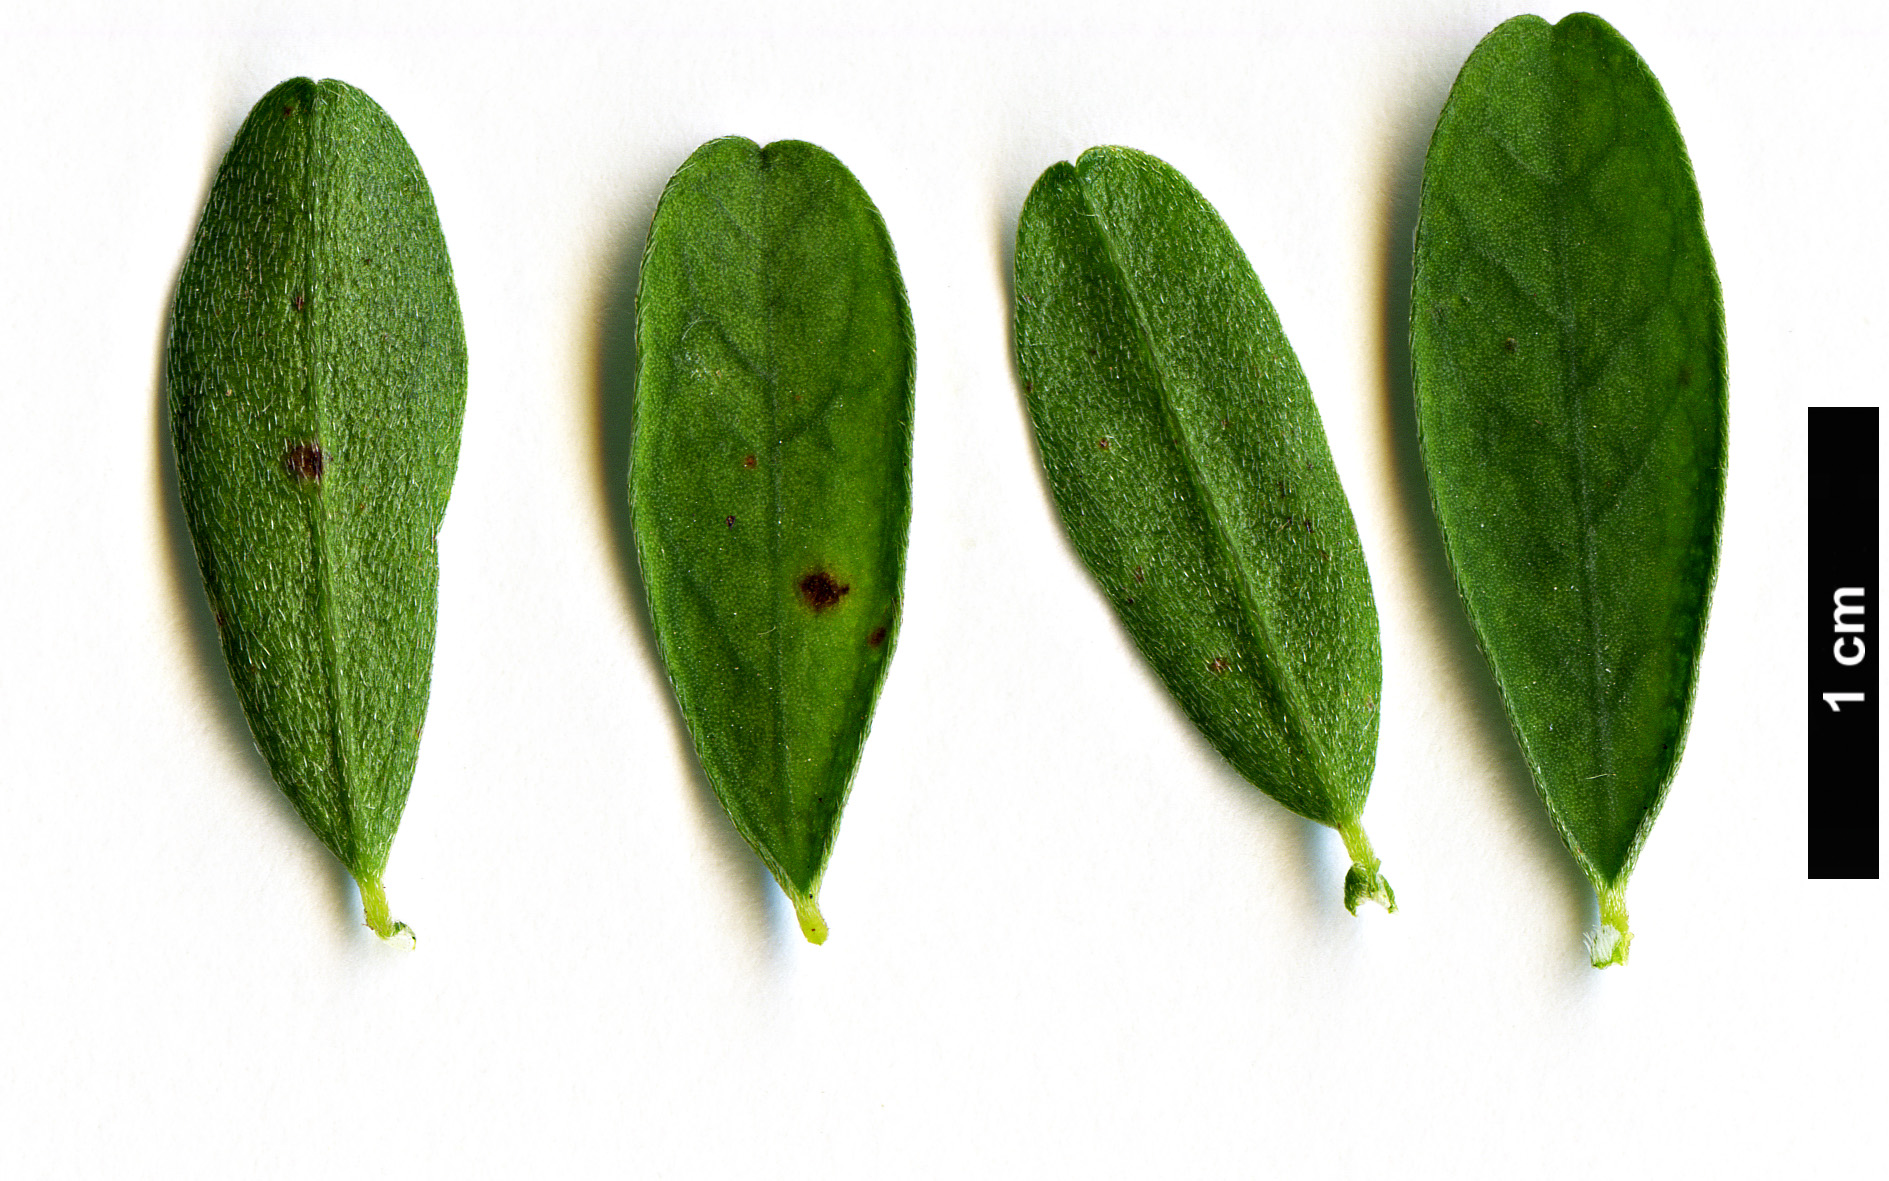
303,86,359,862
1076,170,1329,784
1546,122,1620,831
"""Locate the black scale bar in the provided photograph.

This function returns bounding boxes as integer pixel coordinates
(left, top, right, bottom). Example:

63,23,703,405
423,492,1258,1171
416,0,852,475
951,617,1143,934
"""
1808,406,1879,878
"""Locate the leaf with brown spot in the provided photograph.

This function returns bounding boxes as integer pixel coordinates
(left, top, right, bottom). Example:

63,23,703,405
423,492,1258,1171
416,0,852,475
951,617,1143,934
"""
168,78,465,943
631,137,913,944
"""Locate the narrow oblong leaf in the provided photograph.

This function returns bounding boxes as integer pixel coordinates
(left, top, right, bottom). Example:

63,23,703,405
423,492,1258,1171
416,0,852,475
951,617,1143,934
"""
1412,14,1726,965
631,138,914,944
1014,146,1392,913
169,78,467,942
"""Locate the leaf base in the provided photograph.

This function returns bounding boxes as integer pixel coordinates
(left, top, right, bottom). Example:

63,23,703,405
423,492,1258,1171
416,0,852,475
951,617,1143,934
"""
358,875,416,949
1587,885,1631,968
791,891,829,945
1339,822,1396,914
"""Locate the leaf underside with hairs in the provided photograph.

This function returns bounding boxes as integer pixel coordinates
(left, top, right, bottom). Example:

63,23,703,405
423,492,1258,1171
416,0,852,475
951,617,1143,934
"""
169,77,467,941
1014,145,1392,914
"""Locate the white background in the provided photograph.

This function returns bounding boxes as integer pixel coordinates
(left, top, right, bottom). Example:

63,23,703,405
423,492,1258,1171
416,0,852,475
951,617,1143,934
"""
2,0,1882,1175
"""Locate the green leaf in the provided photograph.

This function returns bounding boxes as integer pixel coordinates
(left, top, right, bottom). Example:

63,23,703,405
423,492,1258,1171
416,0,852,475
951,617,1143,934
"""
1411,14,1726,965
1014,146,1392,913
168,78,467,943
631,138,914,944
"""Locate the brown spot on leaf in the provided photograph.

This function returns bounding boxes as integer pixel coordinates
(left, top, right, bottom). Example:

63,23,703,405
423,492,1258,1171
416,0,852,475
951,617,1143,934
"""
1133,566,1145,584
1208,657,1229,674
292,293,307,312
725,515,736,527
1023,381,1033,395
282,104,296,118
284,441,324,482
743,454,757,469
1098,437,1111,450
868,626,887,647
1503,336,1516,353
798,570,850,611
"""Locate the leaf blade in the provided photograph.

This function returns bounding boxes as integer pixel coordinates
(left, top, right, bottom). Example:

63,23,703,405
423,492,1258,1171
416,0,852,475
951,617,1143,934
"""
631,138,914,942
1412,15,1726,961
168,78,467,939
1014,147,1389,910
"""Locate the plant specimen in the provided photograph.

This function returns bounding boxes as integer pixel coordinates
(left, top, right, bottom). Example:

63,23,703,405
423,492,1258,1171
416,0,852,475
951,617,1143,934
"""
631,138,914,943
1015,146,1394,913
169,78,467,942
1412,14,1726,965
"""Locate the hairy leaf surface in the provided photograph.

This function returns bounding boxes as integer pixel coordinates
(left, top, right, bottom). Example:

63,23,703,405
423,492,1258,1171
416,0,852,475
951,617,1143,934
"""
632,138,913,943
1412,14,1726,964
1015,146,1392,912
169,78,467,941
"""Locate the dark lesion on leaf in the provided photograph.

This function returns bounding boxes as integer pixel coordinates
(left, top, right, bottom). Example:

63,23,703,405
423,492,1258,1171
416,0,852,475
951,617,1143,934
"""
797,570,850,612
283,440,325,483
868,626,887,647
292,293,308,312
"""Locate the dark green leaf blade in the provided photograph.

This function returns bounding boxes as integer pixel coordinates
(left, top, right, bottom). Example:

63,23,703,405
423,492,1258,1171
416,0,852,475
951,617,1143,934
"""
169,78,467,941
1412,14,1726,965
1014,147,1391,913
631,138,914,944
